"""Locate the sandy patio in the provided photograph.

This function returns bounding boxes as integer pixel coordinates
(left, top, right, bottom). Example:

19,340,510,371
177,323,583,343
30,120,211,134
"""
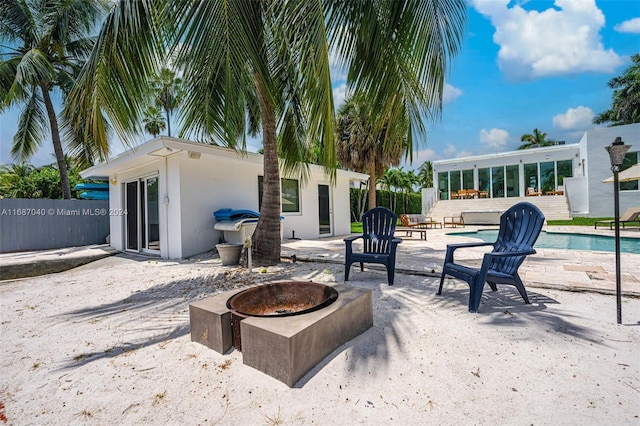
1,240,639,424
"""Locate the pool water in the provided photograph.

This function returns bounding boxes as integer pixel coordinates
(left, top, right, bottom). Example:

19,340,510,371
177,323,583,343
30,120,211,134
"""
451,230,640,254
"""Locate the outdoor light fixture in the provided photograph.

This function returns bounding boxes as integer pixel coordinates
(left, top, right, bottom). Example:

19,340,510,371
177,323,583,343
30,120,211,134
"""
605,136,631,324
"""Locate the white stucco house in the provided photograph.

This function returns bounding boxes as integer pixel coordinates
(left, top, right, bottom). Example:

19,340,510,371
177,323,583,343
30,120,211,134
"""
81,137,367,259
432,123,640,217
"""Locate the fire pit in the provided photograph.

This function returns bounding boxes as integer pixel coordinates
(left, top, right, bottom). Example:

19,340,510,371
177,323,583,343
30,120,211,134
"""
227,281,339,351
189,281,373,387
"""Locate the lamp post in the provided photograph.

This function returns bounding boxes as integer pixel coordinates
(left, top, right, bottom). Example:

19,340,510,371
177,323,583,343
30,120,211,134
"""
605,137,631,324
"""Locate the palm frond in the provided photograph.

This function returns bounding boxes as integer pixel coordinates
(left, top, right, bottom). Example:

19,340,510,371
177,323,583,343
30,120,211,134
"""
11,87,46,162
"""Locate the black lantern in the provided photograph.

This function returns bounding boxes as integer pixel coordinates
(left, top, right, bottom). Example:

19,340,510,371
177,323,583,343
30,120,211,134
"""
605,137,631,324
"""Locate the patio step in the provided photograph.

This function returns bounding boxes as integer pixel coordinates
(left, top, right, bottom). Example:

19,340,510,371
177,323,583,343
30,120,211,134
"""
427,195,571,223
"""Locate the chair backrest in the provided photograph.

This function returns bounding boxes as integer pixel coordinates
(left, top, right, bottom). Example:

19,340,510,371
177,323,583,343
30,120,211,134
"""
361,207,398,255
620,206,640,221
491,202,545,275
399,214,410,226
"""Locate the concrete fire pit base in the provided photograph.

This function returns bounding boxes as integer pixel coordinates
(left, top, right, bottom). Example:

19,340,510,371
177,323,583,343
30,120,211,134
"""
189,283,373,387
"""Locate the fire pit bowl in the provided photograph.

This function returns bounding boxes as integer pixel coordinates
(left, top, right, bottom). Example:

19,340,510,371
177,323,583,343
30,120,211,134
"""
227,281,338,317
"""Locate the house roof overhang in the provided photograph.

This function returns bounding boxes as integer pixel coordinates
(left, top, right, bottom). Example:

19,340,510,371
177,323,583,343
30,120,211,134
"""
80,136,368,182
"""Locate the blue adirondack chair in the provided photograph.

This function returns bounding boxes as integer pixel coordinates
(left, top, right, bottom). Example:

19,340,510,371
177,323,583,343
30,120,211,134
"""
437,202,545,312
344,207,402,285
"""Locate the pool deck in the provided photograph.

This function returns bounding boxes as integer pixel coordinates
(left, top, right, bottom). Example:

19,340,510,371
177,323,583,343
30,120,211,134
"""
1,226,638,298
281,225,640,298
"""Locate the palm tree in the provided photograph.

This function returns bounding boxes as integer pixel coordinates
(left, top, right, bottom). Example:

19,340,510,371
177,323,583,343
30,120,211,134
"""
336,95,408,209
0,163,34,197
67,0,466,265
519,128,555,150
417,161,433,188
143,106,166,138
0,0,105,199
593,53,640,126
150,67,183,137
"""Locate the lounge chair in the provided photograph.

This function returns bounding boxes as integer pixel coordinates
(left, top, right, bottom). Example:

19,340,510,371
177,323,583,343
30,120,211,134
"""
437,202,545,313
443,215,464,227
345,207,402,285
526,187,541,196
397,214,426,239
594,207,640,230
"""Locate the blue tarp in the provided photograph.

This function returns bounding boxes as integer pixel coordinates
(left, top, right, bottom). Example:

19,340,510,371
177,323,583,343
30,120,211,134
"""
213,208,260,222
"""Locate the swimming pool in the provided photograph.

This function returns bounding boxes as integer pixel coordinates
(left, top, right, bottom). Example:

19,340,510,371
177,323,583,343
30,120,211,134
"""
450,230,640,254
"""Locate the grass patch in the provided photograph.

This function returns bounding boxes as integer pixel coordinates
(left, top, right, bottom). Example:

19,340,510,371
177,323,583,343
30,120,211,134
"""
547,217,613,226
351,222,362,233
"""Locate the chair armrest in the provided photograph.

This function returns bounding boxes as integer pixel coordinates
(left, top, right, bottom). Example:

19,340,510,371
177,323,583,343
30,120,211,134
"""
444,242,494,263
392,237,402,245
343,235,363,243
483,249,536,259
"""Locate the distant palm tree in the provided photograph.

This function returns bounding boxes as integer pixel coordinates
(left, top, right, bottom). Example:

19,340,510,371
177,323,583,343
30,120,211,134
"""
417,161,434,188
0,0,106,199
0,163,34,197
150,67,183,137
143,107,166,138
594,53,640,126
519,128,555,150
336,95,408,208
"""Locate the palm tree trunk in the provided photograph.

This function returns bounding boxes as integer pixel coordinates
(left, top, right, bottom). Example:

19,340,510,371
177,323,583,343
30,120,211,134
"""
368,159,376,209
41,85,71,199
165,108,171,137
251,73,281,266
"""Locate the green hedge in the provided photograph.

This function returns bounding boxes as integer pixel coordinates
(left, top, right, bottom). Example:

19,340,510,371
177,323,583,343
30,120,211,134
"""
350,188,421,221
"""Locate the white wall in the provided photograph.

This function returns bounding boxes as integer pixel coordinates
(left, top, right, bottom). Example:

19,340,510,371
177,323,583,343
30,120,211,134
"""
174,150,355,258
176,151,262,258
582,124,640,217
333,172,353,236
564,177,588,215
98,139,361,259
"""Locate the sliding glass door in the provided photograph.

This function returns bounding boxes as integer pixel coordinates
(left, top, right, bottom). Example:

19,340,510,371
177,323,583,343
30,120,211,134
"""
124,175,160,254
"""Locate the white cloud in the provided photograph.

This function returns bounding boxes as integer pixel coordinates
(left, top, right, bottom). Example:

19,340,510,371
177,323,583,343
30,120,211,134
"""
614,17,640,34
471,0,624,80
413,148,437,162
443,83,463,104
479,128,510,150
552,106,594,130
443,143,457,157
332,83,348,110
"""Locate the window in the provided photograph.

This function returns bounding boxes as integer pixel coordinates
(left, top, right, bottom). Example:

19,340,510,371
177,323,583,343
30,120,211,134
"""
450,171,461,195
556,160,573,186
539,161,555,193
478,168,490,193
506,165,519,197
438,172,449,200
491,166,504,198
620,152,639,191
258,177,300,213
462,169,474,189
281,178,300,212
524,163,538,191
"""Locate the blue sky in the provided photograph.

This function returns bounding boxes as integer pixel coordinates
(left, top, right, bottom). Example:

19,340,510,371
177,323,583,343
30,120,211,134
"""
1,0,639,169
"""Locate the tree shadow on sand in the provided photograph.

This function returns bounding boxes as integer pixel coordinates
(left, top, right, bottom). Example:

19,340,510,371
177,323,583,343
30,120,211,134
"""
55,262,295,371
297,268,609,386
